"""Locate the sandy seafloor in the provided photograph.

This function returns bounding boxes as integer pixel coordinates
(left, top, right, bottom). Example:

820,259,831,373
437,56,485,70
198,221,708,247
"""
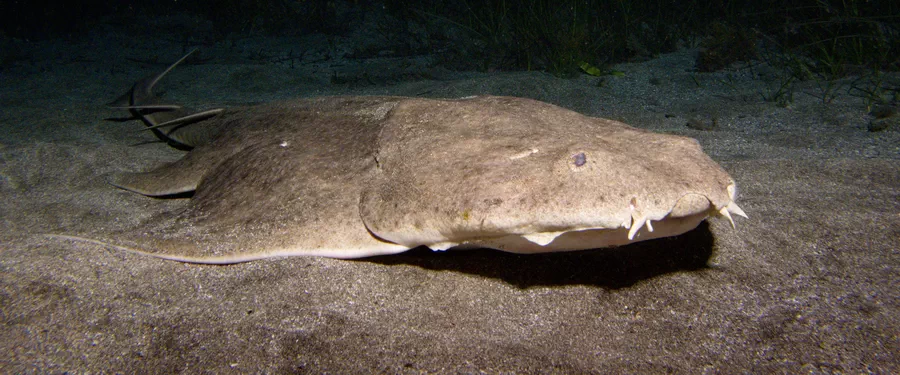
1,24,898,374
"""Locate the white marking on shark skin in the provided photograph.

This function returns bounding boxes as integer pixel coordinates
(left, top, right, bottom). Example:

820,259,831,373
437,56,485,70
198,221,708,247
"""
509,148,539,160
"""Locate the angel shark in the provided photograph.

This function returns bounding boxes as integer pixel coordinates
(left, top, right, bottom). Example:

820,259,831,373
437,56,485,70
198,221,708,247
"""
54,50,747,263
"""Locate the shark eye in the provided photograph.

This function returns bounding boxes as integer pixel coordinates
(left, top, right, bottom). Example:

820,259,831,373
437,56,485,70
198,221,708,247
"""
573,152,587,167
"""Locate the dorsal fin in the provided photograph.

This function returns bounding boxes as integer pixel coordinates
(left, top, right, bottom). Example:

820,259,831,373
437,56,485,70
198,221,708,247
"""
131,48,198,103
106,49,224,149
138,108,226,132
